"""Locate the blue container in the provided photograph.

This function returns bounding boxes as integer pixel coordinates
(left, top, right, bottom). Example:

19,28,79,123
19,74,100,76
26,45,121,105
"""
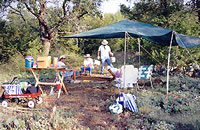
25,56,34,68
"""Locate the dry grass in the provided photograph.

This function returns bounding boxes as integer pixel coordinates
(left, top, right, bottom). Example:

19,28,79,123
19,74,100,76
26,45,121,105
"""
139,105,152,114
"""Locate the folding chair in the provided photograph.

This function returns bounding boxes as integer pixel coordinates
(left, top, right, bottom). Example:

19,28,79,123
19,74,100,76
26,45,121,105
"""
138,65,153,88
114,65,139,93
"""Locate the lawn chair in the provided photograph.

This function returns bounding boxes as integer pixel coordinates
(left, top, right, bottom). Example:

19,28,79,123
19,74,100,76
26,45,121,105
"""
138,65,153,88
114,65,139,93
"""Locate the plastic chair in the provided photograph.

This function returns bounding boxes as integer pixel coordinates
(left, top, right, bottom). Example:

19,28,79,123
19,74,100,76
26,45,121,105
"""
138,65,153,88
114,65,138,93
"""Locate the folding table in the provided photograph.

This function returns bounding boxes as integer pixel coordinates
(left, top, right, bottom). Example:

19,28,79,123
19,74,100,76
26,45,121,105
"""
30,67,75,98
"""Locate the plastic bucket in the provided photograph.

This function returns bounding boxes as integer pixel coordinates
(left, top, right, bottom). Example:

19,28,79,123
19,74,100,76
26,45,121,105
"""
25,56,34,68
56,81,61,90
111,57,116,63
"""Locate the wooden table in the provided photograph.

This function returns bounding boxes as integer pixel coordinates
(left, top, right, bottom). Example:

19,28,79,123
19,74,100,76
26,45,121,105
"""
30,67,75,98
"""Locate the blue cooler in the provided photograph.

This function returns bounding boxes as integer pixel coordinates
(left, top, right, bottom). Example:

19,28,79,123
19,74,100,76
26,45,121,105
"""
25,56,34,68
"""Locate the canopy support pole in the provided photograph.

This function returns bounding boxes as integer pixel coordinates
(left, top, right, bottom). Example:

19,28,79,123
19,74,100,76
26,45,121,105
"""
166,31,174,95
138,38,141,68
124,33,127,66
123,32,127,92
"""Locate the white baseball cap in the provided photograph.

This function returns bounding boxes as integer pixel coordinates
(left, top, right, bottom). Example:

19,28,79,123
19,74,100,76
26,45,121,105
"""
59,55,66,60
84,54,91,58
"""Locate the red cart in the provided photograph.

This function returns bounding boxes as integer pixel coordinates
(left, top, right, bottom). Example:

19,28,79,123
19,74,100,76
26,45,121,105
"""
2,91,42,108
1,79,43,108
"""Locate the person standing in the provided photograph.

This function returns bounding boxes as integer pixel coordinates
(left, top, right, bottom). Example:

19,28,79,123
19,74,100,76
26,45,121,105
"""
81,54,94,75
97,39,113,74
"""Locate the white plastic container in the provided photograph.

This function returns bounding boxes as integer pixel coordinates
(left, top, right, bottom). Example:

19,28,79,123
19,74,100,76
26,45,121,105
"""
111,57,116,63
94,60,100,65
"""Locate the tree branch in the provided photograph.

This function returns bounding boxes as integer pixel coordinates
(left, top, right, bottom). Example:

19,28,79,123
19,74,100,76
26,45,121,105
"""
23,1,52,40
8,5,26,22
63,0,67,16
50,0,88,34
8,5,40,32
23,2,39,18
50,10,88,34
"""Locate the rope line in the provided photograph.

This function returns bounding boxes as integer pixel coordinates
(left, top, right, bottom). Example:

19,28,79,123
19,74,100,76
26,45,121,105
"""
126,33,161,64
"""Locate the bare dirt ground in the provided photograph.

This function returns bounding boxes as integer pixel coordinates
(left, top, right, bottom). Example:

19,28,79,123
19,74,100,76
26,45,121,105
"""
39,81,142,129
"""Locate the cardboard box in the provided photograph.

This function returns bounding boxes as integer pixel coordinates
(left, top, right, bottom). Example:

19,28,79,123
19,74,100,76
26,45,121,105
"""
37,56,51,68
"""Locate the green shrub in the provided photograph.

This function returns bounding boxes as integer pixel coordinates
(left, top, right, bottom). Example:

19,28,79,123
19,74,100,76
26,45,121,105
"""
158,93,190,113
26,37,43,58
0,52,29,82
0,108,88,130
151,121,175,130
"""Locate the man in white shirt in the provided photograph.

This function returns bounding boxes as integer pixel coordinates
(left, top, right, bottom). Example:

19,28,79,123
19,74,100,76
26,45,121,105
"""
97,40,113,74
57,55,74,80
81,54,94,75
57,55,66,67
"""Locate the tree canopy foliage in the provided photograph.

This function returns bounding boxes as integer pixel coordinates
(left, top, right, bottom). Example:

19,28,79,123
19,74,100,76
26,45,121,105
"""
0,0,102,56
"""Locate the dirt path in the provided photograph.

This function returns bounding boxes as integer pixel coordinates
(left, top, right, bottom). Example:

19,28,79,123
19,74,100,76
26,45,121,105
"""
40,82,140,129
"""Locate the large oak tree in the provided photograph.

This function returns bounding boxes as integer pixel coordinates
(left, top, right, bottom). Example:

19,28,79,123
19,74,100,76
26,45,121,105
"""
0,0,102,56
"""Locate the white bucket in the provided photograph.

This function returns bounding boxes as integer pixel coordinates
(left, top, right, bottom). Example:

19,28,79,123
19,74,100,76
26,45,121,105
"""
111,57,116,63
94,60,100,65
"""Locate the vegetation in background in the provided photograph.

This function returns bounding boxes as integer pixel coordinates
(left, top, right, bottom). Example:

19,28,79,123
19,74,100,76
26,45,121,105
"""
0,0,103,56
0,11,39,63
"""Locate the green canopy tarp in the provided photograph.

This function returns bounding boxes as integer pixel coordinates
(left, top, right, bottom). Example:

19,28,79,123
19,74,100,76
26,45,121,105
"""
62,20,200,48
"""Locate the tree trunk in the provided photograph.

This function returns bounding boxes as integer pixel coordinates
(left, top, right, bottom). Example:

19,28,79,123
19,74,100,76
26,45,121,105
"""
42,40,51,56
